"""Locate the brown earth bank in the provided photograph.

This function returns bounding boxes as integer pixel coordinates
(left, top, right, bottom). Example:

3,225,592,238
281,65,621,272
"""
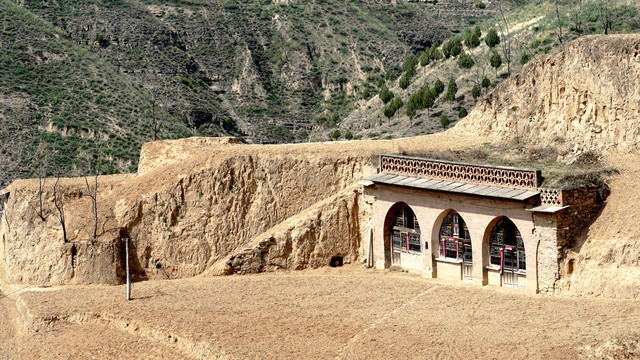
451,34,640,155
0,133,481,286
1,267,640,360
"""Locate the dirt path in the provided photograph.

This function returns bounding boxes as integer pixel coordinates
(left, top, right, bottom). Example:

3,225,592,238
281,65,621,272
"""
10,266,640,359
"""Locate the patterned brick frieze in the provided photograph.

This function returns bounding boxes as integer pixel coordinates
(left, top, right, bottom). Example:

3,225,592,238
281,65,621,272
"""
538,188,563,206
379,154,542,190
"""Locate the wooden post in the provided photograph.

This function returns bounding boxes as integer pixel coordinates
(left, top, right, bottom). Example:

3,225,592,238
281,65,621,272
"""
367,227,374,268
125,238,131,301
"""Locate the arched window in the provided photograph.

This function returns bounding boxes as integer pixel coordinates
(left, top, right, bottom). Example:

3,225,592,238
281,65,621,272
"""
390,204,421,253
489,217,526,272
438,211,471,260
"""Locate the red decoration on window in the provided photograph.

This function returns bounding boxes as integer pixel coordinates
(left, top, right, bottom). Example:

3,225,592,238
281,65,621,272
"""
406,233,409,252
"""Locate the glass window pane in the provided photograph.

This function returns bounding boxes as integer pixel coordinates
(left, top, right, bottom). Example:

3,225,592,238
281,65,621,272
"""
392,230,402,250
518,250,526,271
490,246,501,265
408,234,421,252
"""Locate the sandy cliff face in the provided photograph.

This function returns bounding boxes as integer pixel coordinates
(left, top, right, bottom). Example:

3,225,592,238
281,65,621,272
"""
554,152,640,299
119,148,369,280
0,133,475,285
452,35,640,153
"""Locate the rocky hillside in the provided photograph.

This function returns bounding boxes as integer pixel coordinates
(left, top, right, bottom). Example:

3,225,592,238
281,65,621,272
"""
0,0,514,188
452,35,640,154
338,1,640,142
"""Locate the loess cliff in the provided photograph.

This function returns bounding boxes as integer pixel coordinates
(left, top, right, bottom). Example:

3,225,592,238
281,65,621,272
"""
451,35,640,154
0,134,478,285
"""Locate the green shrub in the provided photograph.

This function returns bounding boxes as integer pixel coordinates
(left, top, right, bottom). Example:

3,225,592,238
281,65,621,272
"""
520,51,532,65
398,74,410,89
475,2,486,9
459,107,468,118
442,36,462,58
434,78,445,95
464,27,481,48
384,96,404,119
440,115,450,128
471,84,481,100
530,38,541,49
457,51,475,69
485,28,500,48
490,50,502,75
331,129,341,140
344,131,353,140
481,76,491,88
445,77,458,102
385,70,397,81
379,84,394,103
402,54,419,72
420,50,431,67
295,129,309,140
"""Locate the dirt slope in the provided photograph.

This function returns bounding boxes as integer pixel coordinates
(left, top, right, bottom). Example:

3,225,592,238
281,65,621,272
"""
555,151,640,298
451,35,640,153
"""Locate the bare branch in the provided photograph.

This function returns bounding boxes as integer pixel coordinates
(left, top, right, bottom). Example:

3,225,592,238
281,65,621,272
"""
84,142,101,240
555,0,564,44
53,177,67,243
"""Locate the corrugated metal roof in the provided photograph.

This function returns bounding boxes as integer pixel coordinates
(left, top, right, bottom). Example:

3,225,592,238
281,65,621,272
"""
362,173,539,202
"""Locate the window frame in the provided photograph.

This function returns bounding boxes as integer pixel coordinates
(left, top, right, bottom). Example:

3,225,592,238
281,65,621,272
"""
390,204,421,254
489,217,526,273
438,211,471,260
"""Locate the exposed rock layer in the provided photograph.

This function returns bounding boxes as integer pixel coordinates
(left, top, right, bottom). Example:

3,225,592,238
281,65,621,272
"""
452,35,640,153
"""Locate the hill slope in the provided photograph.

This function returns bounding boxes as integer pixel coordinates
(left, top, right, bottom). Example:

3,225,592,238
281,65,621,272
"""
451,35,640,154
0,0,518,187
0,0,192,186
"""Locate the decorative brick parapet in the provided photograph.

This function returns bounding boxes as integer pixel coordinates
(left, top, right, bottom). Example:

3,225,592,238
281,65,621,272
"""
379,154,542,190
539,188,563,206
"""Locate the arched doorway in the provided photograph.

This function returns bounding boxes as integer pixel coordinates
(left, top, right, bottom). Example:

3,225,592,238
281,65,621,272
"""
384,202,421,270
438,210,472,279
488,217,526,287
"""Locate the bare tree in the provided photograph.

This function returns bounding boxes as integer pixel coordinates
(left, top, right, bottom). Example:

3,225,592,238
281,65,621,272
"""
52,177,67,243
570,0,584,36
84,144,101,240
597,0,612,35
497,6,513,76
555,0,564,44
28,143,48,221
151,94,161,141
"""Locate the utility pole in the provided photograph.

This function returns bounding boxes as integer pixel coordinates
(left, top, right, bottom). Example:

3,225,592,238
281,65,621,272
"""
125,238,131,301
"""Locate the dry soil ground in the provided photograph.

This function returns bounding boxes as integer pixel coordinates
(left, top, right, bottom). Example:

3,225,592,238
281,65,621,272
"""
1,266,639,360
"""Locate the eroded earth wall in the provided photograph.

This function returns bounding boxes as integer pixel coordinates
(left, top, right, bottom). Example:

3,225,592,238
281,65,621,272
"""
452,35,640,153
